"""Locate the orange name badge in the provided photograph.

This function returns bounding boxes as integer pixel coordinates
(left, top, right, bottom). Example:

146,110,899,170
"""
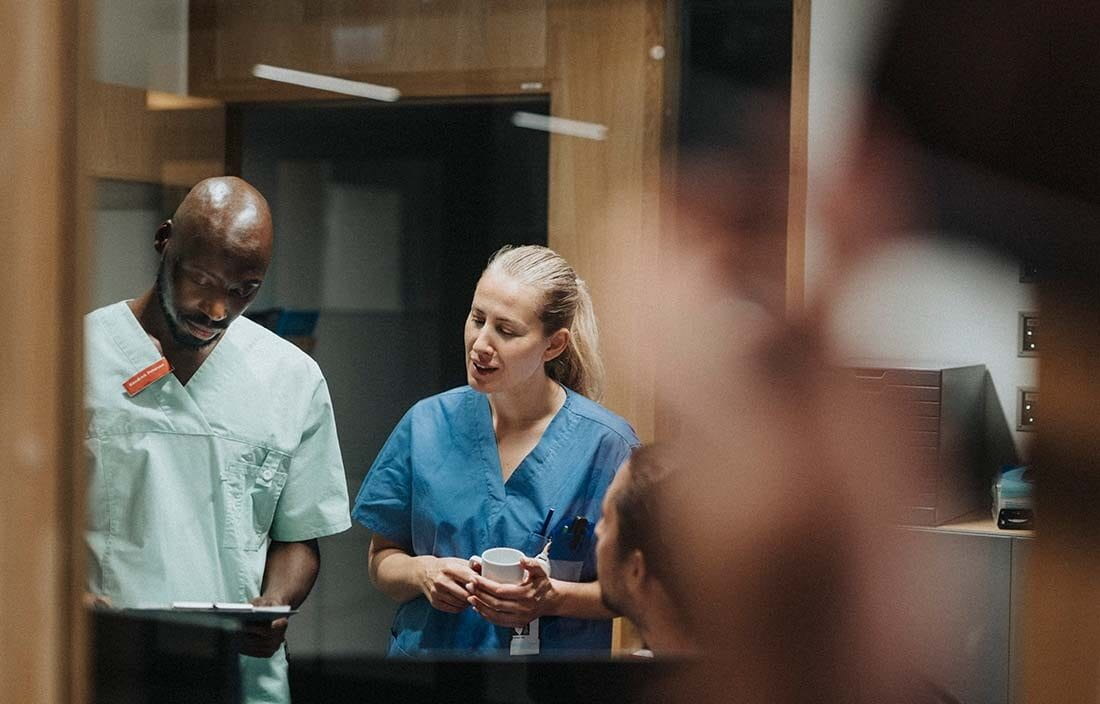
123,358,172,396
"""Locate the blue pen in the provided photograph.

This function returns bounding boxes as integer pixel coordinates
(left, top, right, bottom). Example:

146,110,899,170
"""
538,508,555,539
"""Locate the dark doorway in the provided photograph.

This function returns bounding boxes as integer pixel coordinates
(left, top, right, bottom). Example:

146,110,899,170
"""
228,97,549,656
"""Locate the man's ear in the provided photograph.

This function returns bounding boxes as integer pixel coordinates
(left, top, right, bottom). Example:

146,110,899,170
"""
154,220,172,254
543,328,570,362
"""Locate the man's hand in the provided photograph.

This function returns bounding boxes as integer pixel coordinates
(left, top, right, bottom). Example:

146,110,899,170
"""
466,557,558,628
419,557,478,613
242,539,320,658
82,593,112,609
241,595,289,658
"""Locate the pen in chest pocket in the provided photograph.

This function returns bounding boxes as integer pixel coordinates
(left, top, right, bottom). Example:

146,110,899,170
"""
558,515,590,552
538,507,555,547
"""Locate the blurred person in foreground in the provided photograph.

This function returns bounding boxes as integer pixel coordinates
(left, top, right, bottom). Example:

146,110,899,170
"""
595,444,694,657
849,3,1100,701
604,0,1100,701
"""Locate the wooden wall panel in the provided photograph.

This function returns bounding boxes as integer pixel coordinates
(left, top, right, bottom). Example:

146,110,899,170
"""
87,82,161,182
546,0,670,444
190,0,549,101
157,104,228,187
87,82,226,186
548,2,673,654
786,0,810,318
0,2,82,702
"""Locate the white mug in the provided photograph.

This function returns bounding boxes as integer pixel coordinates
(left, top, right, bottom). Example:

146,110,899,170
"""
475,547,526,584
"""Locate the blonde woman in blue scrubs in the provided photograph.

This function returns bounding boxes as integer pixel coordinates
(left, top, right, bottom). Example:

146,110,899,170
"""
353,245,638,655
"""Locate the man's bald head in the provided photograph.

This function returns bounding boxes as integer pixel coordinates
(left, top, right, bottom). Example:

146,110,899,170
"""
168,176,273,260
151,177,274,349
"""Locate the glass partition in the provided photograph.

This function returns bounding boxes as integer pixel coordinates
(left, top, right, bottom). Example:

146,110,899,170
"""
77,2,1058,704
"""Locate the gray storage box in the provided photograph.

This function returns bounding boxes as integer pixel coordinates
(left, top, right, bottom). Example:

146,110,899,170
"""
845,363,986,525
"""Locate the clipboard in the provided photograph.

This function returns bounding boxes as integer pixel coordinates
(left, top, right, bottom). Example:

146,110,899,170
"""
126,602,298,622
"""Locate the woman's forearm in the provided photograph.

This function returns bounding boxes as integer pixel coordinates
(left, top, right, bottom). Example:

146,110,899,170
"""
545,579,615,620
369,544,432,604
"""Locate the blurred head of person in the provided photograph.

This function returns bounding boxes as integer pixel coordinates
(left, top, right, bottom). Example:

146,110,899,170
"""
464,244,604,401
597,445,693,655
822,0,1100,288
634,1,1100,700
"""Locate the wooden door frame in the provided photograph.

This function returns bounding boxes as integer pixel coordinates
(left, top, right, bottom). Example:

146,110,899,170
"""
0,2,89,703
786,0,810,319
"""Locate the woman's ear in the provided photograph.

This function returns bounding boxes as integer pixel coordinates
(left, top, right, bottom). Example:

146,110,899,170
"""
543,328,570,362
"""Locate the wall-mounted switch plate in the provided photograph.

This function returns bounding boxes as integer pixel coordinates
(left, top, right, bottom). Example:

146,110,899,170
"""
1017,387,1039,432
1018,312,1039,357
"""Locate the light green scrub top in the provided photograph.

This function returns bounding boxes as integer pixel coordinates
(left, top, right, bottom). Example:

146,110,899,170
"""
84,301,352,704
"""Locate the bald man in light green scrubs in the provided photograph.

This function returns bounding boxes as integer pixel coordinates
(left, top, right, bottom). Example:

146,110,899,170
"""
84,177,351,703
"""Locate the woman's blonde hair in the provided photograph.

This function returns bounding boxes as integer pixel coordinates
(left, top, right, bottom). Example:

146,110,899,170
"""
484,244,604,400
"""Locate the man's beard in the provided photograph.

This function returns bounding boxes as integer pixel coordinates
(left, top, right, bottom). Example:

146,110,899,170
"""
155,260,221,349
599,573,631,621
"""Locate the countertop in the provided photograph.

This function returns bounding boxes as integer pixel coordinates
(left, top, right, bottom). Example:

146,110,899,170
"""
904,510,1035,539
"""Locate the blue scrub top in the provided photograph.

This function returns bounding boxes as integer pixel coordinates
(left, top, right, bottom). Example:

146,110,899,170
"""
353,385,638,655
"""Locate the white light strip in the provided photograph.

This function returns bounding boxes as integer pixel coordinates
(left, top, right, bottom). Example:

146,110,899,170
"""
252,64,401,102
511,111,608,141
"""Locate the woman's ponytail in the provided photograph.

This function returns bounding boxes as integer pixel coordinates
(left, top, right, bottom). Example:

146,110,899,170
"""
485,245,606,400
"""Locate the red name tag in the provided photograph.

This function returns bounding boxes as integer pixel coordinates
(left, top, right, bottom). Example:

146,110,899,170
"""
123,358,172,396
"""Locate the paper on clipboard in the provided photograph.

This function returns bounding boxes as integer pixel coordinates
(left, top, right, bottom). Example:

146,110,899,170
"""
172,601,291,613
125,602,297,621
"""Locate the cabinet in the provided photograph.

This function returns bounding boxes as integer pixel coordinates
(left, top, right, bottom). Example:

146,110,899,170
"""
1008,538,1031,704
902,518,1032,704
88,82,225,187
189,0,549,100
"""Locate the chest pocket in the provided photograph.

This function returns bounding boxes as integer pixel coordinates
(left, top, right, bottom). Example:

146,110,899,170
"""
221,454,288,551
533,514,595,583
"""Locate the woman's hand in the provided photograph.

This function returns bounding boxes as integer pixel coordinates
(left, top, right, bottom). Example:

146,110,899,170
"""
466,557,559,628
419,556,478,614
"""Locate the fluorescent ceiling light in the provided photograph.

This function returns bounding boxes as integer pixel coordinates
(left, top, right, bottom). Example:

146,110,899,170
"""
252,64,400,102
511,112,608,141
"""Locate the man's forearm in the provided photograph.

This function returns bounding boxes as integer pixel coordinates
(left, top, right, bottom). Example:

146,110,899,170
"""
260,539,321,607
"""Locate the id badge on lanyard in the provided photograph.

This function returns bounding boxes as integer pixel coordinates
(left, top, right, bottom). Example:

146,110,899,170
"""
509,549,551,656
510,619,540,656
